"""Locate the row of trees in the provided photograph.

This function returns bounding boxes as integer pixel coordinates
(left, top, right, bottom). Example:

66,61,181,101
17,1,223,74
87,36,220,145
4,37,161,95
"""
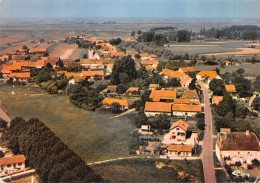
4,117,103,183
201,25,260,40
137,31,168,46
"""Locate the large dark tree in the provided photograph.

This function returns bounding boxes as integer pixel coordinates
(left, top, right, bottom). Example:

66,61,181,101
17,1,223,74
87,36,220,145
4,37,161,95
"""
176,30,191,42
110,55,137,85
215,93,236,117
209,78,226,96
233,77,253,98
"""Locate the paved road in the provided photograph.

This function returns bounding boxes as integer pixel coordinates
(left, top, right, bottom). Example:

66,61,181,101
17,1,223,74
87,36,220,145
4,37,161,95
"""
199,82,216,183
88,156,201,166
0,106,11,125
109,108,135,118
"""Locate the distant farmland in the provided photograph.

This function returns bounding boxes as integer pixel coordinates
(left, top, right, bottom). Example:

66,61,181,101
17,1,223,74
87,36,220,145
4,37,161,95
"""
49,43,84,60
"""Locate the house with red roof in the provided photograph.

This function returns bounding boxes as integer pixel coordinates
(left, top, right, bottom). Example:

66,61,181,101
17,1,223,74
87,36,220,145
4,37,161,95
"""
29,48,47,53
140,53,150,60
181,90,200,102
0,155,26,176
101,85,117,94
149,54,158,60
126,87,139,96
1,65,22,77
216,130,260,166
178,67,198,74
180,75,193,88
168,120,189,142
82,70,104,81
150,90,177,102
212,96,224,105
10,72,30,81
144,102,172,116
144,102,201,117
165,144,193,158
225,85,237,94
88,50,101,60
196,70,222,86
149,84,160,90
102,98,132,110
171,104,202,117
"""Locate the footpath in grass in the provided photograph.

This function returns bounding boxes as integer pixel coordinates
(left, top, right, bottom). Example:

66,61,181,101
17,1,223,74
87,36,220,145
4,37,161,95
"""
91,158,204,183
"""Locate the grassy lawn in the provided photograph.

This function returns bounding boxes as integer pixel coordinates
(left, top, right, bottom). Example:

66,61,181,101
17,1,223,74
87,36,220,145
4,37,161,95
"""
215,169,230,183
91,158,204,183
0,85,138,163
213,152,222,168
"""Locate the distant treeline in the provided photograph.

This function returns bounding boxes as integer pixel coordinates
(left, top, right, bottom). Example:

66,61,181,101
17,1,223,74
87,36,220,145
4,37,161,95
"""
201,25,260,40
150,26,176,31
4,117,103,183
137,30,191,45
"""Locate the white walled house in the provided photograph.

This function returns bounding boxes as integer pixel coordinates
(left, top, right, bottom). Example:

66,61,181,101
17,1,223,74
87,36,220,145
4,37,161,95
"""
216,130,260,166
165,120,189,142
167,144,192,158
0,155,26,176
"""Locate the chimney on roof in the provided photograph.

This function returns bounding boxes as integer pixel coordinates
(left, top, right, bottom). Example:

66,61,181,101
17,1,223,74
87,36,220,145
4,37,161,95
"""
246,130,249,136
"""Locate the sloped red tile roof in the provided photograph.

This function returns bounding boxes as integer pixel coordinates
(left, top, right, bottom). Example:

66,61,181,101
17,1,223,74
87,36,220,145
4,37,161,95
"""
212,96,223,105
2,65,22,71
181,90,199,99
145,102,172,113
169,71,185,79
0,155,25,166
225,85,237,93
103,98,132,107
82,70,104,77
197,70,221,80
172,104,202,112
219,132,260,151
29,48,47,53
150,90,177,102
179,67,198,73
145,66,154,71
141,60,159,65
174,99,193,104
140,53,149,57
126,87,139,93
170,119,189,131
160,69,175,77
12,55,26,60
10,72,30,78
168,144,192,152
180,75,192,86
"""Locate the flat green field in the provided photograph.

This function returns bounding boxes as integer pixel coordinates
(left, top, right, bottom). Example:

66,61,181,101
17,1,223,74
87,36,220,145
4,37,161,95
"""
0,85,137,163
91,158,204,183
195,63,260,75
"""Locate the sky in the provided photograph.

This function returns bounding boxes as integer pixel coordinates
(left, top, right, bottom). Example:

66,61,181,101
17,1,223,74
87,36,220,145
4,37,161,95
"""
0,0,260,19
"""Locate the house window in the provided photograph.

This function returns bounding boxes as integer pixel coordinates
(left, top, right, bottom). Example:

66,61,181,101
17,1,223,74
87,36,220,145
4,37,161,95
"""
18,163,23,166
7,164,11,168
176,128,179,131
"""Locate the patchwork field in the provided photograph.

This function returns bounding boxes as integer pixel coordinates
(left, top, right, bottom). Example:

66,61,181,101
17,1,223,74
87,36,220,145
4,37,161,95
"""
49,43,83,60
195,63,260,75
0,41,34,55
166,41,251,55
0,85,137,163
0,36,28,45
202,48,260,56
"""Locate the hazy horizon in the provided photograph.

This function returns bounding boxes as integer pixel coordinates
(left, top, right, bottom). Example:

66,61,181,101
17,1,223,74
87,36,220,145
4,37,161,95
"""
0,0,260,20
